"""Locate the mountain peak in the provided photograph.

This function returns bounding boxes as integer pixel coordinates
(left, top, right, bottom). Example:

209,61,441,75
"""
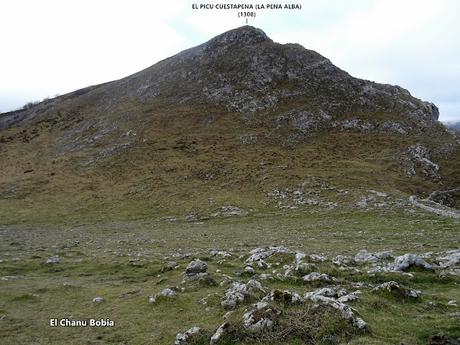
204,25,272,48
0,25,459,225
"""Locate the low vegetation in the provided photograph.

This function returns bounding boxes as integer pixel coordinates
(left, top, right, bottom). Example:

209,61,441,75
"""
0,210,459,344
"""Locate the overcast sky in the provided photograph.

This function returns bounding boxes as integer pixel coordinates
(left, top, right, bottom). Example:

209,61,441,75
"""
1,0,459,121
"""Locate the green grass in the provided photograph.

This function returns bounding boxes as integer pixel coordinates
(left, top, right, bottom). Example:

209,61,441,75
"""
0,210,459,344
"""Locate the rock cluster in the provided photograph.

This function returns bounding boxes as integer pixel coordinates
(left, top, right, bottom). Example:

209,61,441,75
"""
303,287,366,329
174,326,203,345
221,279,265,309
403,144,440,179
302,272,335,283
245,246,291,265
372,281,421,299
124,245,458,344
367,252,434,274
354,249,393,263
242,302,281,332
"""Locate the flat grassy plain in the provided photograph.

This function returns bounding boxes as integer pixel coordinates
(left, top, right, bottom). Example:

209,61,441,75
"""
0,209,459,345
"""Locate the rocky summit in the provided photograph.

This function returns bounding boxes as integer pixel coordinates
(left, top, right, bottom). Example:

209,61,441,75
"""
0,25,459,220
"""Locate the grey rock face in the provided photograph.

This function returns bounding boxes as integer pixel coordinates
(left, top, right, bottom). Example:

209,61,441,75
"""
331,119,409,134
108,26,440,131
205,26,271,48
428,188,460,208
424,102,439,121
403,144,440,178
393,253,434,271
185,259,208,275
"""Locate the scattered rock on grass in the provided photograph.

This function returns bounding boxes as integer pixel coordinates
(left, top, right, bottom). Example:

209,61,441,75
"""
242,302,281,332
263,289,303,305
309,254,327,262
185,259,208,275
244,266,255,275
332,255,355,266
210,249,232,258
92,296,104,303
371,281,421,298
302,272,335,283
210,322,235,345
174,326,203,345
437,249,460,268
393,253,434,271
183,260,212,283
354,249,393,263
447,300,458,307
160,261,178,273
1,275,25,281
211,206,248,218
245,247,291,265
303,288,366,329
304,287,348,300
295,262,316,276
149,288,177,304
46,255,60,264
221,279,265,309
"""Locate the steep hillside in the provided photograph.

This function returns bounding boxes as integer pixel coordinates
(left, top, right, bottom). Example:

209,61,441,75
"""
0,26,459,223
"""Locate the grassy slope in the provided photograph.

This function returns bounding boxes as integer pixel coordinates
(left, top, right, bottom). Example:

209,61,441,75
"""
1,101,458,224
